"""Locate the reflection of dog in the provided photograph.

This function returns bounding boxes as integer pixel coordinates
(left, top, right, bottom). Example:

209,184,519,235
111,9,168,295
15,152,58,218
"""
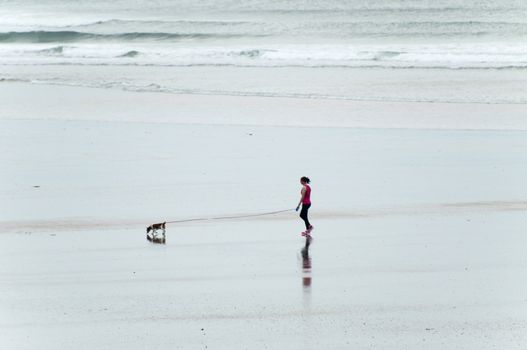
146,222,166,243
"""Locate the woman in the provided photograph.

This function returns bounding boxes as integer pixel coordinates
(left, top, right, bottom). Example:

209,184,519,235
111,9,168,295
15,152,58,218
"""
296,176,313,234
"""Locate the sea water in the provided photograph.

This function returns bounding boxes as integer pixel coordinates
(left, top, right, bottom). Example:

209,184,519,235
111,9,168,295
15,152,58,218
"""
1,0,527,104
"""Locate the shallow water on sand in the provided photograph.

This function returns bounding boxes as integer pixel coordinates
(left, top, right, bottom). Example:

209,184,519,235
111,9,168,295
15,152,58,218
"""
1,211,526,349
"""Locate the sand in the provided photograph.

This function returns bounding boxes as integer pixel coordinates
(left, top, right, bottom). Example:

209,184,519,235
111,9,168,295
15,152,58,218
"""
1,83,527,349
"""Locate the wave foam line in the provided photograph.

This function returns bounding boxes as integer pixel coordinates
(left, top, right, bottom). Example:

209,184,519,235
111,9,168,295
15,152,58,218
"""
2,78,526,105
3,61,527,70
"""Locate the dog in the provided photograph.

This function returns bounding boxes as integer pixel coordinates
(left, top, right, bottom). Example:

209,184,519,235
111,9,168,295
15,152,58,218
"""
146,221,166,234
146,222,166,243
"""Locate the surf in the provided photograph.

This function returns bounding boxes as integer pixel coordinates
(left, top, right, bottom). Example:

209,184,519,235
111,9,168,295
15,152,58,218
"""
0,30,256,43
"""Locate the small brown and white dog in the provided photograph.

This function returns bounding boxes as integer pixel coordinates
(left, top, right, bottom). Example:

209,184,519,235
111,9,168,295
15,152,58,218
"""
146,222,166,243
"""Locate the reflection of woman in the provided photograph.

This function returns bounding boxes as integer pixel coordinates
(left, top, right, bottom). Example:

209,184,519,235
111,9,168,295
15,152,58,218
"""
296,176,313,234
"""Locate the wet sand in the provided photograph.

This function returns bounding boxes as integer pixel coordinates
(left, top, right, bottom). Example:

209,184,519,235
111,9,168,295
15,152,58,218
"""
1,213,526,349
1,83,527,349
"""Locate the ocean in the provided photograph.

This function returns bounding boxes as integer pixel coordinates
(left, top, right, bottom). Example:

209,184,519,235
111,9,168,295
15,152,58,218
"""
1,0,527,104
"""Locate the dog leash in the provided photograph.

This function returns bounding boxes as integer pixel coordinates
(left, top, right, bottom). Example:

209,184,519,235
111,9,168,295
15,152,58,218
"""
163,208,295,225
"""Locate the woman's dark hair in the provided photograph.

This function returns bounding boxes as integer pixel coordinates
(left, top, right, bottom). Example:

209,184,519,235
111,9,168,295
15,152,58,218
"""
301,176,310,184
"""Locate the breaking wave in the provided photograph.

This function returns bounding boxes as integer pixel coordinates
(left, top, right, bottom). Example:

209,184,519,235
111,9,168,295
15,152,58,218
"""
6,43,527,70
117,50,140,58
0,31,258,43
37,45,66,54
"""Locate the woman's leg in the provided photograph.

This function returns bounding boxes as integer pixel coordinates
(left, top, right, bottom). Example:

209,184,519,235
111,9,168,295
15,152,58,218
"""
300,204,311,230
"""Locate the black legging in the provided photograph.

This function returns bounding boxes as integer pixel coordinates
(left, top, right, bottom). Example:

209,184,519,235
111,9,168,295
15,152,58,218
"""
300,203,311,230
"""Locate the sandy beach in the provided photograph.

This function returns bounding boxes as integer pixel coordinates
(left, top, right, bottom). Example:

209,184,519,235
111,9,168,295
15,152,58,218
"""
2,0,527,347
1,81,527,349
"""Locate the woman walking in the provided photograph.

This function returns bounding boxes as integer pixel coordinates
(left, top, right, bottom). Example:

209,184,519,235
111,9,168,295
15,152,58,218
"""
296,176,313,235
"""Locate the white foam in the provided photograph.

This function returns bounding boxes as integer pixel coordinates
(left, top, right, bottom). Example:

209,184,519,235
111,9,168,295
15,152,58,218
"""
2,42,527,69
